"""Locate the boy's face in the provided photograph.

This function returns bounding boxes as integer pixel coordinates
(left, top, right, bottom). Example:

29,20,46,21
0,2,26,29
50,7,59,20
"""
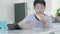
34,3,45,14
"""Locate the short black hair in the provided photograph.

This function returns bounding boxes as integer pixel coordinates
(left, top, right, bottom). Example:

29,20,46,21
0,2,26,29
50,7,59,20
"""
33,0,46,7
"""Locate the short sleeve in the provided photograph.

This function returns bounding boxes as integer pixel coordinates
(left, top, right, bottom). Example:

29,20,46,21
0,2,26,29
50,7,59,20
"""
22,15,31,23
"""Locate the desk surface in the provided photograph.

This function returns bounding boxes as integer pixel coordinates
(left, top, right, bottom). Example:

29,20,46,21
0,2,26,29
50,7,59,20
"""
0,28,60,34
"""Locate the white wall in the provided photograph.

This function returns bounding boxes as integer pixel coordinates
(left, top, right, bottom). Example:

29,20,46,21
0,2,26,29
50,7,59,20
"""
0,0,52,24
0,0,24,24
45,0,52,16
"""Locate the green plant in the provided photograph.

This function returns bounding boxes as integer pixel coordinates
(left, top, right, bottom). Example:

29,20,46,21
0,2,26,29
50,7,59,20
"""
56,8,60,16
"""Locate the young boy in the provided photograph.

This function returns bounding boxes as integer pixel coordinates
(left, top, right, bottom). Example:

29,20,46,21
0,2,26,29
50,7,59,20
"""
18,0,53,30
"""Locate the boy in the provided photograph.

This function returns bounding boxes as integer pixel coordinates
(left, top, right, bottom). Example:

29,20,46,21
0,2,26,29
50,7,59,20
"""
18,0,53,30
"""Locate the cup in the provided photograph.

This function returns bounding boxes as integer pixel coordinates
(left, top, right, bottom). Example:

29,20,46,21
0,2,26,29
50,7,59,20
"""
1,20,6,32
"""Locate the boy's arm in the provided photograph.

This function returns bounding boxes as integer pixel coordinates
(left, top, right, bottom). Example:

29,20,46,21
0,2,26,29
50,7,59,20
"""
18,21,32,29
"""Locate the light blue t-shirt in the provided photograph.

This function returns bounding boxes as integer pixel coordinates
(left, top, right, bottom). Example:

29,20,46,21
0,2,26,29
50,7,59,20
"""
22,14,53,29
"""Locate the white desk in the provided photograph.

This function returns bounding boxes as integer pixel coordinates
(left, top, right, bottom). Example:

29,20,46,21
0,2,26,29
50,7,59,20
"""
0,23,60,34
0,28,60,34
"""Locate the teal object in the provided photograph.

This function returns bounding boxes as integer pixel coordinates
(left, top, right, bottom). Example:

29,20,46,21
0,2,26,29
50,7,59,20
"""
1,20,6,32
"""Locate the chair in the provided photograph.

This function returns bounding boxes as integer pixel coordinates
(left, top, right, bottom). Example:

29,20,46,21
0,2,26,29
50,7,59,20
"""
7,23,22,30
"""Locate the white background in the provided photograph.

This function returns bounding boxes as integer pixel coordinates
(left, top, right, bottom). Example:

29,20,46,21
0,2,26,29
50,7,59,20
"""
0,0,52,24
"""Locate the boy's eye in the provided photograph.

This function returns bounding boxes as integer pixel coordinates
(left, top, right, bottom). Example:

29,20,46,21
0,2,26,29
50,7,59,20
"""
41,6,44,9
36,6,39,9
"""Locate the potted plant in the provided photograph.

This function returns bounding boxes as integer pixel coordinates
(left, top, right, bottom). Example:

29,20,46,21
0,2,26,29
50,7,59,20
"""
56,8,60,21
